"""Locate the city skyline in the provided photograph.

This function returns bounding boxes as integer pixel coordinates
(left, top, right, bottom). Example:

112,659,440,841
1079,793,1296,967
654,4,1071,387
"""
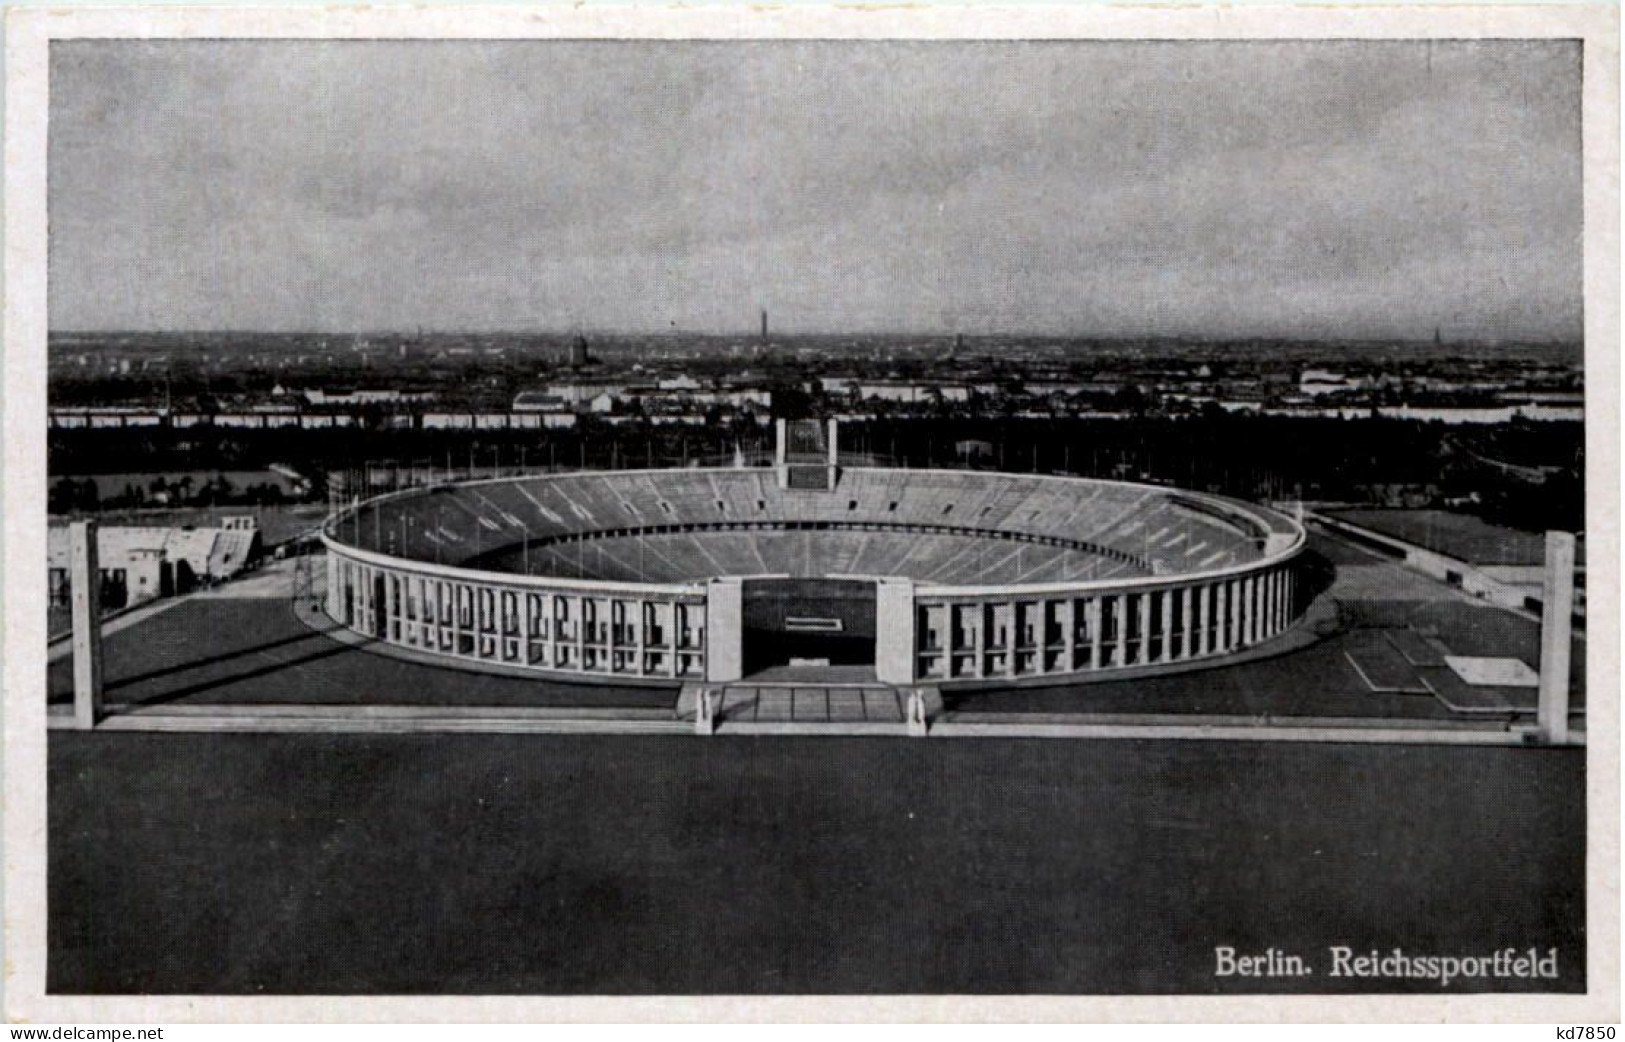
50,40,1582,341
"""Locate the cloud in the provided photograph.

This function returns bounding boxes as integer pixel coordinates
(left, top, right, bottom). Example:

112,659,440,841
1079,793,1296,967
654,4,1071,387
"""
48,40,1581,339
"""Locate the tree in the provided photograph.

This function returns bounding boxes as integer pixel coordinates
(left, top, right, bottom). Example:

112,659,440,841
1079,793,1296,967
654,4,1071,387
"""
49,477,78,514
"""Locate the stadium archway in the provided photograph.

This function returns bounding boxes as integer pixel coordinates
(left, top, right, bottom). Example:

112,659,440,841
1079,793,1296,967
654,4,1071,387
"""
740,577,877,676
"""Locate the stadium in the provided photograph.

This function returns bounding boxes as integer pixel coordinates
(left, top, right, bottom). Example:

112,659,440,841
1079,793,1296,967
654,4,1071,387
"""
321,421,1309,690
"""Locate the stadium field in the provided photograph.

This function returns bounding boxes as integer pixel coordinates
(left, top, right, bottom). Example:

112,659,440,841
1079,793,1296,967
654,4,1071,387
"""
48,732,1585,994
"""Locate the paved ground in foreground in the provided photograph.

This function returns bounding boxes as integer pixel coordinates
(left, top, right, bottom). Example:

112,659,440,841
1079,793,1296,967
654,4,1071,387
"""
47,732,1585,994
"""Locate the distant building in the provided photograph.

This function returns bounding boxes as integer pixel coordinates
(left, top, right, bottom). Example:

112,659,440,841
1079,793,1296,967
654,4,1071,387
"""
1299,369,1360,397
512,391,573,413
301,388,436,406
545,381,626,405
832,380,971,404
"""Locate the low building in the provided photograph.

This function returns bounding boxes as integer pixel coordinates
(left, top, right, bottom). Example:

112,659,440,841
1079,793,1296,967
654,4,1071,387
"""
512,391,572,413
46,517,262,614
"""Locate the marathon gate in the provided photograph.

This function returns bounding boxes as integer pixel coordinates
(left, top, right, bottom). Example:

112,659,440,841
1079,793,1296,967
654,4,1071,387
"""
741,577,878,674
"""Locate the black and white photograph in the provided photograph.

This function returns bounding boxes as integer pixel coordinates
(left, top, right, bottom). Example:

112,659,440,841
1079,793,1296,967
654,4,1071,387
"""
3,4,1617,1023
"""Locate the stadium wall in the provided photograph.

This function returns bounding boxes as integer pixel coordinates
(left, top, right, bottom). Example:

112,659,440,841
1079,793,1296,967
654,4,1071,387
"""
321,470,1307,687
322,537,711,682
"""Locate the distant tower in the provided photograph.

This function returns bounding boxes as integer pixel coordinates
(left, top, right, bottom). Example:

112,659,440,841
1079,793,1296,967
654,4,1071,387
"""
1434,326,1443,348
568,335,590,367
761,308,769,341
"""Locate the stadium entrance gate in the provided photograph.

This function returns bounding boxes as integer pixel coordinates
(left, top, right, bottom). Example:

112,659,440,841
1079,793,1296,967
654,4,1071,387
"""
740,577,877,677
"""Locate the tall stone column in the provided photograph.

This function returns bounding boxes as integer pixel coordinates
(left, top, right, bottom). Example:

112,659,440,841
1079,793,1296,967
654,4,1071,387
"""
1060,599,1075,672
773,418,789,488
1092,591,1105,666
69,521,104,730
1242,576,1256,645
326,553,343,621
1194,584,1209,657
1136,592,1152,666
875,579,916,684
1537,531,1577,744
1114,594,1128,666
704,578,744,683
1182,586,1196,658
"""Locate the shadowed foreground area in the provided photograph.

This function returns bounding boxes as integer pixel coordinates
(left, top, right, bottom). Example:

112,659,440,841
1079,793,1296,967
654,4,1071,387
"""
47,599,675,709
50,733,1584,994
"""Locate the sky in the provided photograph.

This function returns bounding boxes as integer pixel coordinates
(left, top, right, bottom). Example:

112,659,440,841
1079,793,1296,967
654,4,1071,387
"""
48,40,1582,340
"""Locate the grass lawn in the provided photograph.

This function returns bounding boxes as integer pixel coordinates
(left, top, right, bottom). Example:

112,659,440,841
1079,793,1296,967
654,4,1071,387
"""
1326,510,1572,567
47,732,1585,994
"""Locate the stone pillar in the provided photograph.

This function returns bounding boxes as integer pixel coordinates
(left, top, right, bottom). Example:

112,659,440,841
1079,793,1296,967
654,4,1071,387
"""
695,687,717,736
574,593,588,669
1193,584,1208,657
1061,599,1075,672
973,602,987,678
704,578,744,683
875,578,916,684
906,688,929,736
326,553,343,621
69,521,104,730
1148,591,1163,664
1173,587,1186,659
522,591,536,663
1537,531,1576,744
826,417,841,491
1087,597,1103,669
1215,581,1229,652
1131,592,1146,665
773,417,789,488
1109,595,1121,666
1160,590,1174,662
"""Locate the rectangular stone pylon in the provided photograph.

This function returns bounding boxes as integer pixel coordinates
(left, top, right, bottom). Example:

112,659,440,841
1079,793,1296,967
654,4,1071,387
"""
1537,531,1577,744
704,578,743,683
69,521,104,729
875,578,916,684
